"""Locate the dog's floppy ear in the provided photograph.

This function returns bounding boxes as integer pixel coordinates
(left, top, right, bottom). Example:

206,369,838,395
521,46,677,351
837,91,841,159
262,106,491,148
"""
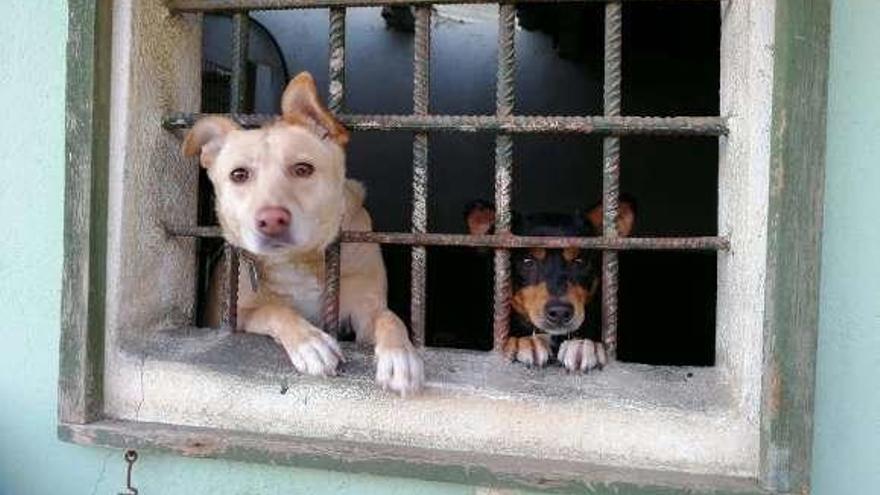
464,200,496,235
281,71,349,147
585,196,636,237
182,116,240,168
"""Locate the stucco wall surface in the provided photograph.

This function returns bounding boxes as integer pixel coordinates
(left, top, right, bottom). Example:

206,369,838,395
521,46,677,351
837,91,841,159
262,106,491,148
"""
810,0,880,493
0,1,877,494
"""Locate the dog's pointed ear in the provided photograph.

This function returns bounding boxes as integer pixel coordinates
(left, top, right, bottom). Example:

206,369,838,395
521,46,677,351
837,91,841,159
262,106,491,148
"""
182,116,240,168
585,196,636,237
281,71,349,147
464,200,496,235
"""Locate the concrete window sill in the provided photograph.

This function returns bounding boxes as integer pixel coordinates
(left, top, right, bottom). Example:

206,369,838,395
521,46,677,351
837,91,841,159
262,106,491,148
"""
104,327,756,477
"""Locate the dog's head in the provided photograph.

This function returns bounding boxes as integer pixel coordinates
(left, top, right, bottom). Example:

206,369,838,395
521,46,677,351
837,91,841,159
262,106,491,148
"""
182,72,350,256
465,200,635,335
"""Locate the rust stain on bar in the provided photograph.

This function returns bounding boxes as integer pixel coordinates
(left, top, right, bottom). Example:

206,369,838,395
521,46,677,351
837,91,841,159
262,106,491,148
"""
170,0,720,13
601,2,622,358
164,113,728,136
492,3,516,351
410,6,431,348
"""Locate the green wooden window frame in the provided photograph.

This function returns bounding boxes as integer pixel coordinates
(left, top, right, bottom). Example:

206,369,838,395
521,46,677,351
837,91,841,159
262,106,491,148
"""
58,0,830,493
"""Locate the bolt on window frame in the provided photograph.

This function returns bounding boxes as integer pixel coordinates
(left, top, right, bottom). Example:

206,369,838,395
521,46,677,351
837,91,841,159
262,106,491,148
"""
58,0,831,493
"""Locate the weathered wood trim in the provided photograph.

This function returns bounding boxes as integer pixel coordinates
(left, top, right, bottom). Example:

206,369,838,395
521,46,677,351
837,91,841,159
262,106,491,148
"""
60,419,771,495
759,0,831,492
59,0,112,424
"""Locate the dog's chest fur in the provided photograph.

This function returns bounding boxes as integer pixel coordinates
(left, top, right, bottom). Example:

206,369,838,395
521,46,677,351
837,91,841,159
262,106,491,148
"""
258,254,325,325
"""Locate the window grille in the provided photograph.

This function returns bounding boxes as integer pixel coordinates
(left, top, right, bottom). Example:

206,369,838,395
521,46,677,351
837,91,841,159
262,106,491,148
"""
163,0,728,359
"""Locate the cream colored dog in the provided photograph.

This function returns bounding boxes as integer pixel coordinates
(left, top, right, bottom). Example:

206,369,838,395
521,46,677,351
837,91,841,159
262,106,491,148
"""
183,72,423,395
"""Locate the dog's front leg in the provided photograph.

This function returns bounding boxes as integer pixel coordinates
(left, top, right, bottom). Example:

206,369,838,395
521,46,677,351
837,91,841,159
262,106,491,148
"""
241,304,343,376
502,334,551,368
557,339,607,372
371,309,424,395
345,293,424,395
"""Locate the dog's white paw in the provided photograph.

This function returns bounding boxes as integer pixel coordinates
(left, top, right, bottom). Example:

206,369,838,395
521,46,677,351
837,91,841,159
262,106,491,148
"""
558,339,607,373
283,329,343,377
503,335,551,368
375,344,424,396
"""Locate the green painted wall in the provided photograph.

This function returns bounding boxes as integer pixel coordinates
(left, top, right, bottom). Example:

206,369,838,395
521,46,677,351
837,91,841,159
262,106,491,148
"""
0,1,876,494
810,0,880,493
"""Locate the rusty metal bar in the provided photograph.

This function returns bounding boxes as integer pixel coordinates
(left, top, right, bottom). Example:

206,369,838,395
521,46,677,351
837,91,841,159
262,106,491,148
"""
321,7,346,337
230,13,249,113
492,3,516,351
322,239,341,336
220,244,240,331
170,0,719,13
167,226,730,251
343,232,730,251
410,6,431,348
601,2,622,358
219,12,251,332
164,113,727,136
328,7,346,113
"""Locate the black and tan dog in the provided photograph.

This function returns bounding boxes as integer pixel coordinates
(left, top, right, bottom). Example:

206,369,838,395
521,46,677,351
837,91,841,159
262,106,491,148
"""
465,200,635,371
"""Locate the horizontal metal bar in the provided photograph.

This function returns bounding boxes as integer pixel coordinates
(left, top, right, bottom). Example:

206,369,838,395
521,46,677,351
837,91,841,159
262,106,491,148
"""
342,232,729,250
170,0,720,13
164,113,727,136
165,226,729,251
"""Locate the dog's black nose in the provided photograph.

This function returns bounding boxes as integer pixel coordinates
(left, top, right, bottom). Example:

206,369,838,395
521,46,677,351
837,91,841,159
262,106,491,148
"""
544,301,574,325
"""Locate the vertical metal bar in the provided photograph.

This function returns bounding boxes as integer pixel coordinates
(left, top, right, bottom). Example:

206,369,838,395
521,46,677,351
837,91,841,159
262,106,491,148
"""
322,239,341,336
601,2,622,358
410,6,431,348
220,244,240,331
493,4,516,351
328,7,346,113
323,7,346,337
221,12,250,331
230,12,249,113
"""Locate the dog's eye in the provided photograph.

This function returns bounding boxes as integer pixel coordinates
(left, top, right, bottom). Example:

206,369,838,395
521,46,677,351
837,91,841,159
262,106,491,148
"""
522,257,535,268
229,167,250,183
573,257,584,265
290,162,315,178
